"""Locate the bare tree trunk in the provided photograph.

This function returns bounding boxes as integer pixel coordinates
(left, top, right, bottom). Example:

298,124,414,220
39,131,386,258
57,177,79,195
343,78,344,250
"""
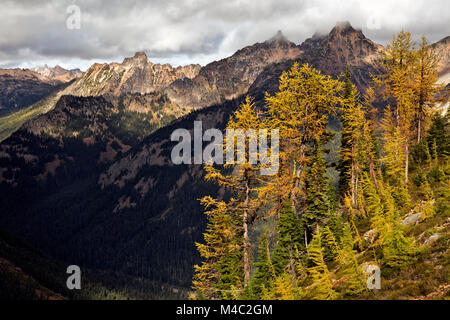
369,158,379,190
351,146,356,207
304,230,308,249
355,162,359,207
266,237,271,265
417,113,422,144
404,143,409,184
291,145,305,213
418,66,424,144
243,170,251,287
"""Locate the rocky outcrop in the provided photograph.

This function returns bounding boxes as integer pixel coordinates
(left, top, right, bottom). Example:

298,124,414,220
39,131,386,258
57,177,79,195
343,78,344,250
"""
65,52,201,97
432,36,450,115
432,36,450,79
401,212,423,226
423,233,442,245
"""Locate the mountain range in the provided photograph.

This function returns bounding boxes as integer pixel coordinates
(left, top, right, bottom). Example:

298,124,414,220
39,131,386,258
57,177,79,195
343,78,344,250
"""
0,22,448,298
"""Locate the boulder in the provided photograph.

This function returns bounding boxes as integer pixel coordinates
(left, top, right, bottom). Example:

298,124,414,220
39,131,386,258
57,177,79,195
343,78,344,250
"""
424,233,442,245
401,212,423,226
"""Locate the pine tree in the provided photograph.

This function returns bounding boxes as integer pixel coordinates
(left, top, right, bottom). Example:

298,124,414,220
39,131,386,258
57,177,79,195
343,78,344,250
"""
413,36,441,143
426,113,449,157
380,105,410,204
338,74,377,207
306,228,336,300
375,30,417,184
361,172,415,268
265,62,343,214
321,225,341,261
361,86,381,188
261,273,296,300
382,215,416,268
194,96,268,297
336,224,367,296
272,198,304,276
249,233,274,298
193,197,242,299
303,144,331,239
337,65,354,198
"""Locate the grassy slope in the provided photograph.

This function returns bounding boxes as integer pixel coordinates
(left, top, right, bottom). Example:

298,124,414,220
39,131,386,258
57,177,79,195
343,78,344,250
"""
0,91,62,142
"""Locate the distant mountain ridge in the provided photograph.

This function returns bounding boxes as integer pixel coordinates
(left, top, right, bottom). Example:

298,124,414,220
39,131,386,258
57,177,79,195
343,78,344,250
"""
0,68,72,116
32,65,82,82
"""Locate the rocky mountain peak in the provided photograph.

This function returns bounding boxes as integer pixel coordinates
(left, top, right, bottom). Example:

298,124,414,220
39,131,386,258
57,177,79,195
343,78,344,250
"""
332,21,354,32
329,21,365,40
122,51,150,66
267,30,289,44
297,22,383,89
300,21,381,55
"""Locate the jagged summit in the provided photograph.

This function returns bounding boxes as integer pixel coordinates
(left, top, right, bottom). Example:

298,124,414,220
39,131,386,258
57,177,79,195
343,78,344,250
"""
297,21,383,89
134,51,148,58
65,50,201,97
333,21,353,31
123,51,149,65
267,30,289,43
300,21,379,50
329,21,364,39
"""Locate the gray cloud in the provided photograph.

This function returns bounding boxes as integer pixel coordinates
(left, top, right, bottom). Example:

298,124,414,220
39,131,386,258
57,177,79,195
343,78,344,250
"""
0,0,449,70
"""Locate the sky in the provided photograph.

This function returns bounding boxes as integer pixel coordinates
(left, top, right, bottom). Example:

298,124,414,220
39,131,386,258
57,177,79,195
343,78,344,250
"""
0,0,449,70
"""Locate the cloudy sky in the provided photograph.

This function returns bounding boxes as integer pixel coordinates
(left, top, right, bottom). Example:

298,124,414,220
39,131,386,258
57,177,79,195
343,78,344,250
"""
0,0,449,70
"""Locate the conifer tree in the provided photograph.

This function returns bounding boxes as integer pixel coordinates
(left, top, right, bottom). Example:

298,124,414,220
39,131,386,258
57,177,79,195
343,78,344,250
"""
380,105,410,204
272,198,304,276
306,228,336,300
375,30,417,184
413,36,441,143
193,197,242,299
338,72,377,207
261,273,296,300
321,225,341,261
382,214,416,268
337,65,354,198
265,63,343,213
426,113,450,157
249,233,274,298
304,144,331,238
343,91,365,207
361,172,415,268
194,96,268,296
336,224,367,295
361,86,381,188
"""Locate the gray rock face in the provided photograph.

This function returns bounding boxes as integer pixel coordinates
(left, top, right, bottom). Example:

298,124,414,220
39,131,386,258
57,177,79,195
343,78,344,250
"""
424,233,442,245
363,229,378,244
401,212,423,226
